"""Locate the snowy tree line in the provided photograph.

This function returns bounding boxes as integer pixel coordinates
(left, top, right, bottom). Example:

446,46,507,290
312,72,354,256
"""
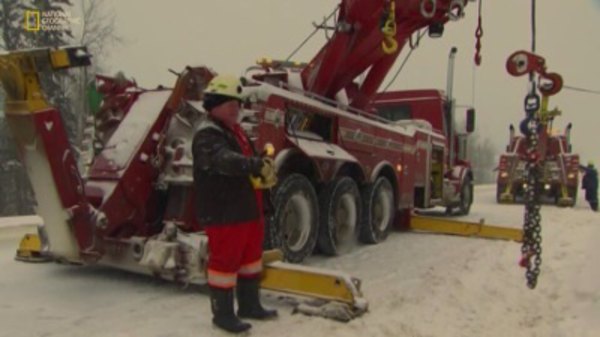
468,132,498,184
0,0,119,216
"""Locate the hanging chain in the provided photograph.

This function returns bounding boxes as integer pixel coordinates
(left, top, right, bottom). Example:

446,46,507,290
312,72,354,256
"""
520,0,542,289
474,0,483,65
520,89,543,289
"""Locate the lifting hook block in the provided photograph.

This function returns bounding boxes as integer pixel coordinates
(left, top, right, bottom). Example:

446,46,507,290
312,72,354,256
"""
506,50,546,77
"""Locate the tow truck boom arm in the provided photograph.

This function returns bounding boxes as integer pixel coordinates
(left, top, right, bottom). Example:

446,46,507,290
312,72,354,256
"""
301,0,472,110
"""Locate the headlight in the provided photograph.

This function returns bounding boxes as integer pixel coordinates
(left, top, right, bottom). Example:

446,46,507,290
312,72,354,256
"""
544,184,551,190
568,173,576,179
522,183,528,189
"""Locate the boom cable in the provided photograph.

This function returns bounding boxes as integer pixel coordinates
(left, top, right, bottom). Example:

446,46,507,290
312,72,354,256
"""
285,6,339,62
529,0,536,84
522,0,543,290
562,85,600,95
382,29,427,92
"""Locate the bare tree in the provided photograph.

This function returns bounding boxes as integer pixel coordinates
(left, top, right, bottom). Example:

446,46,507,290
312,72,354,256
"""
71,0,122,171
76,0,122,71
1,0,123,212
468,132,499,184
0,0,27,51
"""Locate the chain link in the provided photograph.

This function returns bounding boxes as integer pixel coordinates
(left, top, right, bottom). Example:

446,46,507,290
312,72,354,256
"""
521,92,543,289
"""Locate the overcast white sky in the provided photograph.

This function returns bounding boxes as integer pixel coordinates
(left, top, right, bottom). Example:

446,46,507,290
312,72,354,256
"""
99,0,600,162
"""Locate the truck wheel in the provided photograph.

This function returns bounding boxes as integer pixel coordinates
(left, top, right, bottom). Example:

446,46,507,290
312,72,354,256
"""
359,177,395,244
457,177,474,215
317,177,361,256
267,174,318,263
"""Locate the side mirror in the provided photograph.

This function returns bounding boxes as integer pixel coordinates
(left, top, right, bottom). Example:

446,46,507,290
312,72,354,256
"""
466,108,475,133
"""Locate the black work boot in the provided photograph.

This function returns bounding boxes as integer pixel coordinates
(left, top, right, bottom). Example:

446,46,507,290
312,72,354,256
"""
237,277,278,320
210,286,252,333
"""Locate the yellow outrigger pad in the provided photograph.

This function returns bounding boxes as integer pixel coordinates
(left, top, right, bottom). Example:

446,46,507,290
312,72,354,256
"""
260,250,367,322
409,215,523,242
15,233,51,263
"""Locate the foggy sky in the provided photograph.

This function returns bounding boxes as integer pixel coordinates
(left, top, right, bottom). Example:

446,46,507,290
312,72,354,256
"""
102,0,600,163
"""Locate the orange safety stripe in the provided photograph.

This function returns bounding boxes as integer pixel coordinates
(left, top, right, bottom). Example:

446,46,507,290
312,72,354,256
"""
238,259,262,276
207,269,237,288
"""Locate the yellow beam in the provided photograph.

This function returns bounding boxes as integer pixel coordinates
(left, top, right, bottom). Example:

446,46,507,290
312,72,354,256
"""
0,47,90,113
261,261,359,304
410,215,523,242
49,49,70,69
260,250,364,307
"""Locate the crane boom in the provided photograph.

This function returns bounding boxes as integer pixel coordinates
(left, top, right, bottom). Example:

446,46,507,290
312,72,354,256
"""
300,0,471,110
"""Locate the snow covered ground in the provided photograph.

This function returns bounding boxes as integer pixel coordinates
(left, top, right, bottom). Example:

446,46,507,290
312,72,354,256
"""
0,185,598,337
0,215,42,229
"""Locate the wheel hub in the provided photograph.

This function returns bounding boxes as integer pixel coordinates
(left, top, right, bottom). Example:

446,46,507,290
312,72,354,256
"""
283,193,311,252
334,194,357,243
373,187,392,231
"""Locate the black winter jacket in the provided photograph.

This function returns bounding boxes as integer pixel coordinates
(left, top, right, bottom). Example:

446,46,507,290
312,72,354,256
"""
581,166,598,202
192,119,262,226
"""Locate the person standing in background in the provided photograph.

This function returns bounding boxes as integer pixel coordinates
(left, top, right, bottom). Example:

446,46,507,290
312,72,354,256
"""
580,161,598,211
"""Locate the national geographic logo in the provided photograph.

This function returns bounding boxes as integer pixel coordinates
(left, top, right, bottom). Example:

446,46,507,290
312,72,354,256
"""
24,10,80,32
24,10,40,32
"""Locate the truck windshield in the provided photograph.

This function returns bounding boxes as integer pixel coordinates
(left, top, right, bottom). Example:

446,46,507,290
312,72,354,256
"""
376,104,412,121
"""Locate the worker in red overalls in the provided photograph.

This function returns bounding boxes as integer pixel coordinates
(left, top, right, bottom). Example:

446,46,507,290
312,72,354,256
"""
192,75,278,333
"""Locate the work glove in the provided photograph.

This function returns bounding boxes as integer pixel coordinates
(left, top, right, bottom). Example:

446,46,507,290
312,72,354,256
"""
259,157,278,189
249,157,277,189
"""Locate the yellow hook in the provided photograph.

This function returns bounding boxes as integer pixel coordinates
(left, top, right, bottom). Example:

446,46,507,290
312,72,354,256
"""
381,1,398,54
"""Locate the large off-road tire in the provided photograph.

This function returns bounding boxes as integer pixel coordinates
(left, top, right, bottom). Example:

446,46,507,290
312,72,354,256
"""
317,177,362,256
456,177,474,215
267,174,318,263
359,177,395,244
